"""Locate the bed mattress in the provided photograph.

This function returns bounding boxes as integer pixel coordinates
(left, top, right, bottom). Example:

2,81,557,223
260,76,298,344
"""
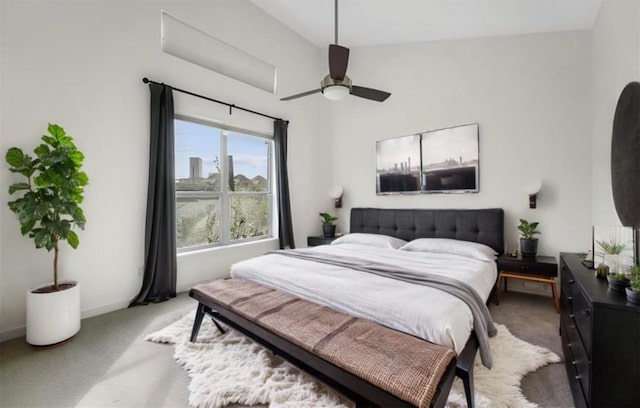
230,242,497,354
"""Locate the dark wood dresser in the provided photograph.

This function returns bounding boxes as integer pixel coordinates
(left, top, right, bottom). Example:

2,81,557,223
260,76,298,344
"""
559,253,640,407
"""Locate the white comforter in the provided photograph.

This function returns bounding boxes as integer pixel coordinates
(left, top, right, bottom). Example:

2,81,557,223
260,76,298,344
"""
230,243,497,354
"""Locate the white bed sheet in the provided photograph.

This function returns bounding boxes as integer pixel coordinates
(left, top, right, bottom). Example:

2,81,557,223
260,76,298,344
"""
230,243,497,355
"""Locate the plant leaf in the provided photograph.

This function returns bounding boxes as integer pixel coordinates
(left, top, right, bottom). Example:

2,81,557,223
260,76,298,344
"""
74,171,89,186
48,123,65,139
34,144,51,158
66,230,79,249
8,183,30,195
20,219,36,235
6,148,25,167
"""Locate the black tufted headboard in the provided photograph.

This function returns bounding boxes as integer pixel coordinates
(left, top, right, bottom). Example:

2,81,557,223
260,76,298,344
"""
350,208,504,254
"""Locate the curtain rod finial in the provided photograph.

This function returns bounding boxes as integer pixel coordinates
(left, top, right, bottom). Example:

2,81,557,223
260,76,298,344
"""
143,77,149,84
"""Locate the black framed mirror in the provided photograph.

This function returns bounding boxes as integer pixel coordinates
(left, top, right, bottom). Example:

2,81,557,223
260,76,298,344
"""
611,81,640,262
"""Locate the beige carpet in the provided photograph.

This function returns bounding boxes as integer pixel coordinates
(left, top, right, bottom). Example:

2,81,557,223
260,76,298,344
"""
148,311,560,408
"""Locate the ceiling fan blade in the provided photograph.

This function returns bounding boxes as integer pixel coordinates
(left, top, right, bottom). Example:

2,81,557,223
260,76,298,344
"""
329,44,349,80
280,88,322,101
350,85,391,102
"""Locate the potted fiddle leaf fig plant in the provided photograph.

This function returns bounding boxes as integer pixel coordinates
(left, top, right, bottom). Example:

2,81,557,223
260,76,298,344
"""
625,265,640,304
518,219,540,258
319,212,338,238
6,123,88,346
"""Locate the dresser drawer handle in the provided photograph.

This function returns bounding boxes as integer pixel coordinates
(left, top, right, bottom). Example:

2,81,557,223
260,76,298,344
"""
570,314,575,319
569,279,575,284
568,296,573,301
582,309,591,317
575,375,580,380
571,360,577,365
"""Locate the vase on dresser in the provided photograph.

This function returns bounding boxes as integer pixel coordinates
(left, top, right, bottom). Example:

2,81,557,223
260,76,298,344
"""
604,253,621,274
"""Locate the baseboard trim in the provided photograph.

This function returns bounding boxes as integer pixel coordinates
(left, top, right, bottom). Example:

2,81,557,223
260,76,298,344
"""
0,299,131,343
81,299,131,320
0,326,26,343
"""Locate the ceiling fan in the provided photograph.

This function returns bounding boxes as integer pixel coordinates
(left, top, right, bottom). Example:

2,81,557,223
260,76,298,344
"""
280,0,391,103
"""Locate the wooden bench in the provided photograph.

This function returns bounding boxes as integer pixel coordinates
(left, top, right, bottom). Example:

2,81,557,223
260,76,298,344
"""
189,278,459,408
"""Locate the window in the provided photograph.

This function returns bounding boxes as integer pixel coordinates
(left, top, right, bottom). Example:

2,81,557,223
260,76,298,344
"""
174,117,273,251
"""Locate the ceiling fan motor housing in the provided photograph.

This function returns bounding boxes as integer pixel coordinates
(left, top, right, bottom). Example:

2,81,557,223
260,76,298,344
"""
321,74,351,91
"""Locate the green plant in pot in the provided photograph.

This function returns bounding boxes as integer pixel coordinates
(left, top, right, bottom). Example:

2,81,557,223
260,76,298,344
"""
607,271,631,293
319,212,338,238
6,124,88,346
597,236,625,274
624,265,640,304
517,219,540,258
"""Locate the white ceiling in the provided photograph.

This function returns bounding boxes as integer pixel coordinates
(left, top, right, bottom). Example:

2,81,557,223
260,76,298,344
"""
250,0,602,48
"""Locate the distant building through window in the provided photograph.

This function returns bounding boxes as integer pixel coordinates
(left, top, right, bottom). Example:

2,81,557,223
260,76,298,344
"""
174,117,274,251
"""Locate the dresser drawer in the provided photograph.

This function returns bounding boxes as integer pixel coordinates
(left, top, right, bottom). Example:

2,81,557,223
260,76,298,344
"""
561,317,588,408
561,308,591,404
571,286,593,357
560,261,577,306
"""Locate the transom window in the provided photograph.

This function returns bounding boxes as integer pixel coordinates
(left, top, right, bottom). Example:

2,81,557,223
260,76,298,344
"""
174,117,273,251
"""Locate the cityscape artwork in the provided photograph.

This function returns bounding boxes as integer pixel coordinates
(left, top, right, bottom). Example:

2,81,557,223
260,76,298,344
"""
376,123,479,194
376,134,421,193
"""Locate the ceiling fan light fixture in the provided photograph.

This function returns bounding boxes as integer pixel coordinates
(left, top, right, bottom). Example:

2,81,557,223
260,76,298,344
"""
322,85,350,100
279,0,391,103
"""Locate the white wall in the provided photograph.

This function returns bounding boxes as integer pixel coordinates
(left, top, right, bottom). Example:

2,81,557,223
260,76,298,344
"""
329,32,593,256
0,0,330,340
591,0,640,227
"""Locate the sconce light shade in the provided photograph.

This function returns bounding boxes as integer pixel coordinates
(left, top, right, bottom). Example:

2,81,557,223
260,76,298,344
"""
524,178,542,209
329,186,344,208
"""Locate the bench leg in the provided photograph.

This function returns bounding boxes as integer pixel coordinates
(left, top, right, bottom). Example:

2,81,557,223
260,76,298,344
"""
190,303,206,342
458,365,475,408
211,316,226,334
463,367,475,408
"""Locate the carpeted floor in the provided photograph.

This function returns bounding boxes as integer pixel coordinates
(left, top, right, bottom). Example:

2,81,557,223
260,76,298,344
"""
0,290,573,407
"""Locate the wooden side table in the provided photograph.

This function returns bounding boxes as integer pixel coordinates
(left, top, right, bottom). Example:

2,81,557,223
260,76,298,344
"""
307,235,339,247
495,254,559,313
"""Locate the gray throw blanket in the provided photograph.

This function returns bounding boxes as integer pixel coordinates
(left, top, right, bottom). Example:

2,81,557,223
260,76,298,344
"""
269,249,497,369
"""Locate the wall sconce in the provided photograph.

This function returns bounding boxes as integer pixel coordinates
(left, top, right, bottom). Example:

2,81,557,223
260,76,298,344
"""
329,186,344,208
524,178,542,209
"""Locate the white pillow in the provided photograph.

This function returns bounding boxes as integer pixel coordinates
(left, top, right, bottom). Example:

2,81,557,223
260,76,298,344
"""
399,238,497,261
331,233,407,249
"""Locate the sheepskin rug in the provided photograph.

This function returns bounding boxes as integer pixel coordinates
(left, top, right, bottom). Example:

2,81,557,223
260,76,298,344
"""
146,311,560,408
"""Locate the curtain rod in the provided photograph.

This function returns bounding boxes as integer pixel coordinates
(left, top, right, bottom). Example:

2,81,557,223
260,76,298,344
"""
142,78,286,122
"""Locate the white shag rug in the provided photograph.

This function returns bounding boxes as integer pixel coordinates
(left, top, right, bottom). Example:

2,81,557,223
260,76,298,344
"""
146,312,560,408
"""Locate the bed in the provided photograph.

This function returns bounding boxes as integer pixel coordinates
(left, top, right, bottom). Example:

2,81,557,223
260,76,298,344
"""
191,207,504,407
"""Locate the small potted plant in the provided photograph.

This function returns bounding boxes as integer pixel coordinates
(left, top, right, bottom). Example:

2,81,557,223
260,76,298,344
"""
319,212,338,238
596,236,626,274
6,124,88,346
608,271,631,293
517,219,540,258
625,265,640,304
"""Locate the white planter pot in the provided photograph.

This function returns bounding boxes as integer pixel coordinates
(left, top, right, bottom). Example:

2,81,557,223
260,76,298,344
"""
26,281,81,346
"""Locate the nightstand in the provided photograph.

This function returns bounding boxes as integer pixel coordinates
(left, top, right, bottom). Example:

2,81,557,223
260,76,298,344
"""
307,235,339,247
494,254,559,312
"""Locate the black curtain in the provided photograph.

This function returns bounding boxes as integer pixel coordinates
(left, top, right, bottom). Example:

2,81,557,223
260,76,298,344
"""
130,83,177,306
274,119,295,249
